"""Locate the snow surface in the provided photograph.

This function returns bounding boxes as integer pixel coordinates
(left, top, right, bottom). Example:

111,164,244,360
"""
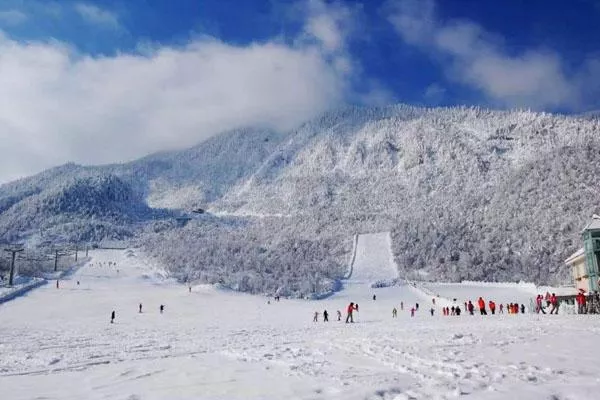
2,239,600,400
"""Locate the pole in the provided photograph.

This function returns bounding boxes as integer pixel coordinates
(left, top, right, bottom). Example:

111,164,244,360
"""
4,248,24,286
85,245,89,257
75,243,78,262
54,250,59,272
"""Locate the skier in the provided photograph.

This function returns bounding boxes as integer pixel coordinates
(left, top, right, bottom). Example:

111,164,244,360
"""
415,303,419,311
455,307,461,316
323,310,329,322
520,304,525,314
189,286,192,293
337,310,342,321
373,294,376,301
467,300,474,315
478,297,487,315
400,301,404,311
489,301,496,315
432,298,436,305
56,280,59,289
345,302,357,323
160,305,164,314
499,303,504,314
110,310,115,324
139,303,143,313
313,311,319,322
77,281,80,286
430,308,434,316
410,307,415,317
392,307,398,318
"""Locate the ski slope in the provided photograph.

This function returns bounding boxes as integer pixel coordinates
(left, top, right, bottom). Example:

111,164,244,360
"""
1,243,600,400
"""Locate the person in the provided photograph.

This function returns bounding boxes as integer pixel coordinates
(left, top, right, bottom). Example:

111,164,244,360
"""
346,302,357,323
337,310,342,321
373,294,376,301
432,298,436,305
415,303,419,311
467,301,474,315
549,293,559,314
111,310,115,324
392,307,398,318
189,286,192,293
499,303,504,314
160,304,164,314
430,307,434,316
56,280,59,289
400,301,404,310
455,306,461,316
477,297,487,315
355,303,359,312
313,311,319,322
77,281,80,286
323,310,329,322
536,295,543,313
489,301,496,315
410,307,415,317
139,303,143,313
520,304,525,314
451,306,456,316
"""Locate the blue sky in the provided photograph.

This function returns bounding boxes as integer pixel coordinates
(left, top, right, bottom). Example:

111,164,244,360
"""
0,0,599,182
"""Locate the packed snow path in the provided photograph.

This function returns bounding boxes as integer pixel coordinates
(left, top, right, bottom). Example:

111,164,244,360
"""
2,247,600,399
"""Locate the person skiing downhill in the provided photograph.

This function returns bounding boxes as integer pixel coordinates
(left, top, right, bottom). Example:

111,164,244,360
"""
346,302,357,323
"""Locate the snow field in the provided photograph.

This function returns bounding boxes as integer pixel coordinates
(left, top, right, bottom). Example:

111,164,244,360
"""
1,235,600,399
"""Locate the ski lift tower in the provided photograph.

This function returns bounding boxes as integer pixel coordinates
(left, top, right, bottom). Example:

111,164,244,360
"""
582,214,600,291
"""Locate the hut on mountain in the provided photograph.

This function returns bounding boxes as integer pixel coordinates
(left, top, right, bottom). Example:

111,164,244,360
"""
566,215,600,292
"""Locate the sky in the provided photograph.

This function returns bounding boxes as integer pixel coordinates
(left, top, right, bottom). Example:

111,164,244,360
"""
0,0,599,184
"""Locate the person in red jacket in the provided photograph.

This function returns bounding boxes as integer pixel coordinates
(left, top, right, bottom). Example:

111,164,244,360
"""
549,293,558,314
345,302,357,323
477,297,487,315
489,301,496,315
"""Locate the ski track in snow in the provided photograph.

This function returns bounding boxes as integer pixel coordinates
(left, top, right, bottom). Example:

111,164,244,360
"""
1,234,600,399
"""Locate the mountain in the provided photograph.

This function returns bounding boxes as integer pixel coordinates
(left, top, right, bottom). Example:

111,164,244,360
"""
2,104,600,288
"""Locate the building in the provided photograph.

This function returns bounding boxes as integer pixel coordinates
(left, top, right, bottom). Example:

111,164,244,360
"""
566,215,600,292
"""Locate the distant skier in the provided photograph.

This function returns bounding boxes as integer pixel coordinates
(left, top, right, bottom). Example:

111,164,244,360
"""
345,302,357,323
56,280,59,289
337,310,342,321
160,305,164,314
392,308,398,318
467,301,474,315
430,308,434,316
77,281,80,286
189,285,192,293
400,301,404,310
410,307,415,317
478,297,487,315
499,303,504,314
520,304,525,314
455,307,461,316
432,298,436,305
139,303,143,313
111,310,115,324
323,310,329,322
415,303,419,311
313,311,319,322
373,294,376,301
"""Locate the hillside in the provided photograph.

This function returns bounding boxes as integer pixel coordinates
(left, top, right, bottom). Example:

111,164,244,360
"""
2,105,600,287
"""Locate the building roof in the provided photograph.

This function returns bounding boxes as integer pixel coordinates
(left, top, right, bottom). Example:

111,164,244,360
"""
565,247,585,264
582,214,600,232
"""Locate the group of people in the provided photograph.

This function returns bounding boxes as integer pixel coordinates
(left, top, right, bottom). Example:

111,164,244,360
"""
573,290,600,314
110,302,165,323
534,292,559,314
313,302,360,323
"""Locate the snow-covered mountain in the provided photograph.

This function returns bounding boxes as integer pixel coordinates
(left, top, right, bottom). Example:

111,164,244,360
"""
2,105,600,287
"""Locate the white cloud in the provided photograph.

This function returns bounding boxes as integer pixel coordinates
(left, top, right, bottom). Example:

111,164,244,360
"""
424,83,445,104
0,32,350,183
0,9,28,26
387,0,599,110
74,3,119,29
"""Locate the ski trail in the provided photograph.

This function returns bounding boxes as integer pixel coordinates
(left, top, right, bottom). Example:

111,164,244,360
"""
349,232,397,284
